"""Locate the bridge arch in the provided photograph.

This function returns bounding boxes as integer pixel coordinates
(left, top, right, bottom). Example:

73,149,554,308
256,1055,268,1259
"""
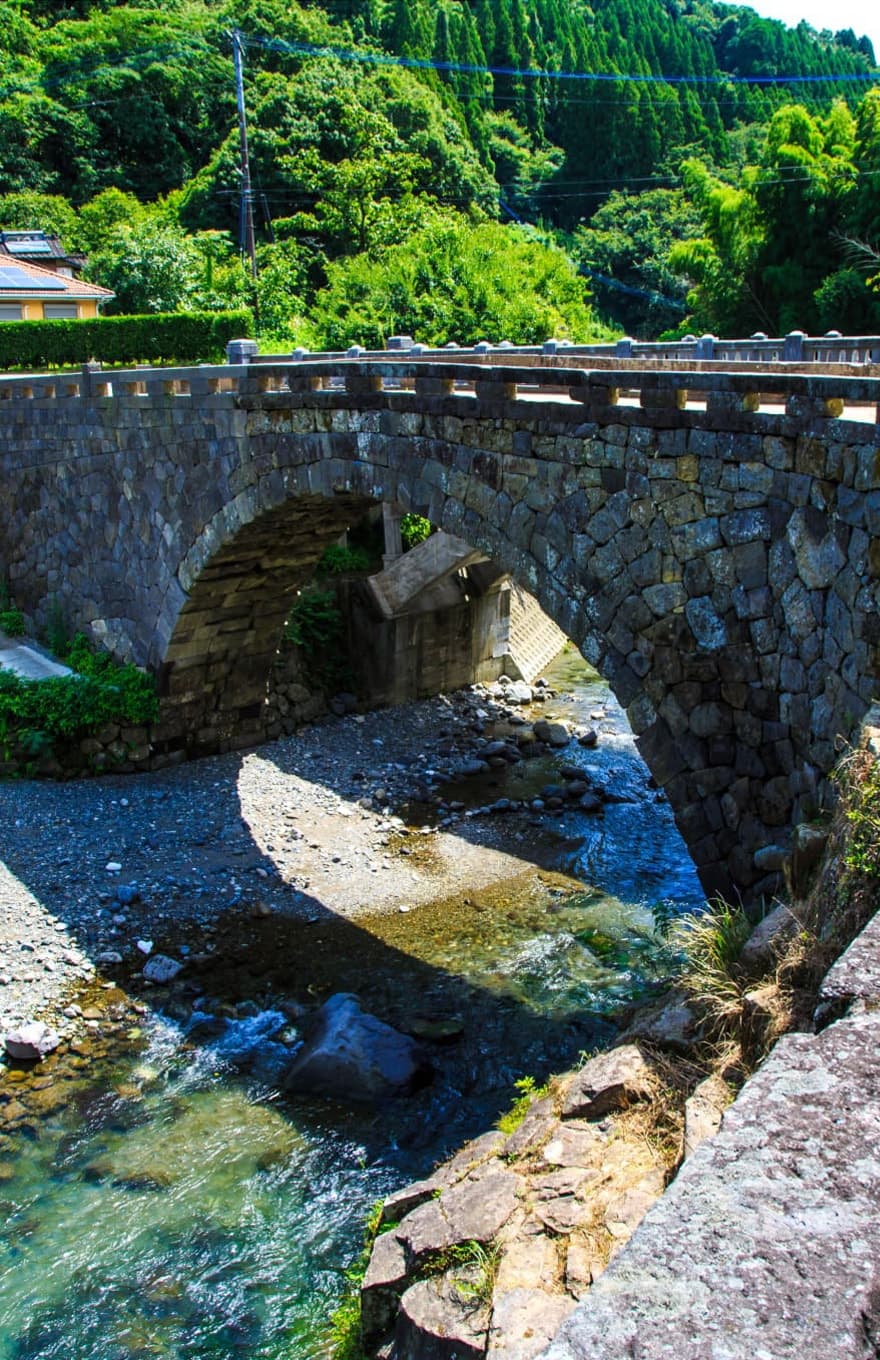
0,361,877,901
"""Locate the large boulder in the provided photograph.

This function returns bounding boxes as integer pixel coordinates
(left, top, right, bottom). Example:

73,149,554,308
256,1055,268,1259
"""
4,1021,60,1062
282,993,431,1103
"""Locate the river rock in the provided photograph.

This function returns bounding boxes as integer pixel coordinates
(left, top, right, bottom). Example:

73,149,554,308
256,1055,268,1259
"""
142,954,183,984
506,682,534,704
737,904,798,977
533,720,570,747
619,995,697,1054
396,1168,520,1263
3,1021,60,1061
282,993,431,1103
562,1045,655,1120
395,1274,490,1360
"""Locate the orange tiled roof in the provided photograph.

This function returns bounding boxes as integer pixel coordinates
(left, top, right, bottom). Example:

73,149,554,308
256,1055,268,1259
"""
0,256,114,300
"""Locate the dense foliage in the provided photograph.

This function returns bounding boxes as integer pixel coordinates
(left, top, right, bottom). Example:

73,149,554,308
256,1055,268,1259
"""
0,0,877,341
0,632,158,772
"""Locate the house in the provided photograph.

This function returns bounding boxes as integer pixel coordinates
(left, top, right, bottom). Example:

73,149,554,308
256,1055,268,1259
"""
0,229,86,277
0,254,114,322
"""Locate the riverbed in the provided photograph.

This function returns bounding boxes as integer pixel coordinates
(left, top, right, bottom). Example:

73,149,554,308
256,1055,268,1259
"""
0,654,704,1359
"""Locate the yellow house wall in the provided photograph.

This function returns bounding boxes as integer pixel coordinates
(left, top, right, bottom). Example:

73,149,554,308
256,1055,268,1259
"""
12,299,99,319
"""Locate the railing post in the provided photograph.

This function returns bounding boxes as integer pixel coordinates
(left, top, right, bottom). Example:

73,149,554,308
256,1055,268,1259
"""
615,336,634,358
783,330,806,363
696,334,716,360
226,338,259,365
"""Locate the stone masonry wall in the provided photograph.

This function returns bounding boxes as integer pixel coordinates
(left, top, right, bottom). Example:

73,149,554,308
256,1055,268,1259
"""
0,367,877,900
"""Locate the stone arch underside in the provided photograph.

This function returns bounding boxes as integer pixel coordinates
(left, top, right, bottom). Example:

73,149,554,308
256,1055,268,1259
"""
153,411,878,903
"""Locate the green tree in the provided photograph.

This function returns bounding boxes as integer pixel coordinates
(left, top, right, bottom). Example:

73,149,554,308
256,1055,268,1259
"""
307,216,610,348
572,187,703,336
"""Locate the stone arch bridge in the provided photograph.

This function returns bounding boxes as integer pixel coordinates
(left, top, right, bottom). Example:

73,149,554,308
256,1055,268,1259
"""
1,352,878,901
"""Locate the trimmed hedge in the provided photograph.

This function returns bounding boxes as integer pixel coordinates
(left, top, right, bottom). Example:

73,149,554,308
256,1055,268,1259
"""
0,309,253,370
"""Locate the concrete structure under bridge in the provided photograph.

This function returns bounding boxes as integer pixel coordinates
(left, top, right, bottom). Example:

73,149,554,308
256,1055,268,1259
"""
0,343,878,901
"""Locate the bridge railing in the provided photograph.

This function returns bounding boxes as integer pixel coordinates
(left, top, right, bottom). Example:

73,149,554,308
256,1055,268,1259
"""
0,356,877,429
247,330,880,368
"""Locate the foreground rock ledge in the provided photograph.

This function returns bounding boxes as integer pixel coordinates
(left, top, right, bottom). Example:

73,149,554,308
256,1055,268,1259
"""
542,1002,880,1360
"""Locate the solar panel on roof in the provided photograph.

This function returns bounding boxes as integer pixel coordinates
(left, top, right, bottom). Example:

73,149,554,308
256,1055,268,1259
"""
0,266,66,291
5,239,53,255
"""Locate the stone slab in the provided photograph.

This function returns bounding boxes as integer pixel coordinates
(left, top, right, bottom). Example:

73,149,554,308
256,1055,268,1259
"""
819,907,880,1006
0,639,71,680
541,1006,880,1360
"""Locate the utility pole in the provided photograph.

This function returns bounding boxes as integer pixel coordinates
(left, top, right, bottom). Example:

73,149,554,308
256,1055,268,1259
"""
229,28,258,282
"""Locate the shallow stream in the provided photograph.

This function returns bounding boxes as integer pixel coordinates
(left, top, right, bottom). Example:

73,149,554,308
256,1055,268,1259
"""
0,655,703,1359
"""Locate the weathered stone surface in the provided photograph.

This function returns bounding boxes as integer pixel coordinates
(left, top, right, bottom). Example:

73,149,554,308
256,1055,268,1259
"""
397,1170,521,1263
361,1229,409,1343
542,1007,880,1360
618,996,697,1054
381,1178,447,1227
283,993,430,1103
683,1074,731,1158
819,906,880,1008
395,1275,490,1360
562,1046,655,1120
488,1289,576,1360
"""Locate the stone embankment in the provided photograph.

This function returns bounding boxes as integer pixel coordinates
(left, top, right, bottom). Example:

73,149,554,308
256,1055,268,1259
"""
356,711,880,1360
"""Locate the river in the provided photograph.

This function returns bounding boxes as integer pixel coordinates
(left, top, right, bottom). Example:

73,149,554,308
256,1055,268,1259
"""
0,653,703,1360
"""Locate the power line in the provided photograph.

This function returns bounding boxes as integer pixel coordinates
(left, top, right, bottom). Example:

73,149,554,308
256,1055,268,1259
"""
241,31,879,87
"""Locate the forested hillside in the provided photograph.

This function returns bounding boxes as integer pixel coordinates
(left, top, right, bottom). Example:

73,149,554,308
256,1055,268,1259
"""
1,0,878,343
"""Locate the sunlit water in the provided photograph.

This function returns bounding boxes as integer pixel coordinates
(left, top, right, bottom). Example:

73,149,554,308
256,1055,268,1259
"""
0,655,704,1360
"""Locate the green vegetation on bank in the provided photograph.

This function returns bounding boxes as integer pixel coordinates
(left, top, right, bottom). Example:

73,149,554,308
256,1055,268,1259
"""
0,631,158,774
0,0,877,349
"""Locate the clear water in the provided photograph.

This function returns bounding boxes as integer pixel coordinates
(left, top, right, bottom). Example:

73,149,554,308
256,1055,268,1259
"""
0,655,704,1360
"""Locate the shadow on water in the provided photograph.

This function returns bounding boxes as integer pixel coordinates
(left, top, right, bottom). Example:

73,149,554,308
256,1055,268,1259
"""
0,656,704,1359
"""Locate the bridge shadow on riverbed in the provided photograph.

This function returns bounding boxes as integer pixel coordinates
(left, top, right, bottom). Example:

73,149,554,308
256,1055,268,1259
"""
0,687,700,1153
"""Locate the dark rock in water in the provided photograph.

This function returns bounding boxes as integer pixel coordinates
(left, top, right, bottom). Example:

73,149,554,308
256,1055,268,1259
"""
283,993,431,1103
115,883,141,906
4,1022,60,1062
578,729,599,748
143,954,183,984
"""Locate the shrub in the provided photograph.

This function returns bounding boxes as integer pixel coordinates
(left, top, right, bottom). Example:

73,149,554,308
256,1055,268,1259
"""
400,513,432,551
0,634,158,772
0,309,253,371
0,607,25,637
283,589,343,654
316,544,372,576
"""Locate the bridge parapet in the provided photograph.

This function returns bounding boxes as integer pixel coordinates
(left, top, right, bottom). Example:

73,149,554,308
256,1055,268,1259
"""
0,359,877,436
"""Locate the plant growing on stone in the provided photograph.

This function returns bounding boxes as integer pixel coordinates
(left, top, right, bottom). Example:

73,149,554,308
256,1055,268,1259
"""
671,898,752,1038
446,1240,501,1307
400,513,432,551
0,607,25,637
496,1074,549,1135
283,589,344,654
316,544,372,576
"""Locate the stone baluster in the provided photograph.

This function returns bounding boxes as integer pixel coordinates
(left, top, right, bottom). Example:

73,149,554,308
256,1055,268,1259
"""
474,376,518,402
415,375,455,398
344,370,384,396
